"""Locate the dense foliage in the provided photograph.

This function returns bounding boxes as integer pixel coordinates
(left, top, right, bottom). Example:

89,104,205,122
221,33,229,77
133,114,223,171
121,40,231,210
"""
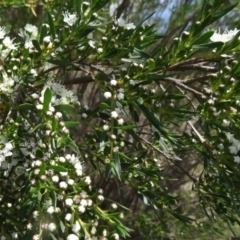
1,0,240,239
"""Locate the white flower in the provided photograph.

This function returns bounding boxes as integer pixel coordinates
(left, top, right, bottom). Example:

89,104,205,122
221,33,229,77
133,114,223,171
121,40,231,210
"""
0,26,6,39
80,199,88,207
229,145,238,154
110,79,117,86
111,111,118,119
11,233,18,239
59,181,68,189
234,156,240,163
129,79,136,86
116,18,135,30
78,205,86,213
117,92,124,100
97,48,103,53
118,118,124,125
24,24,38,37
82,113,88,118
98,195,104,201
65,198,73,206
85,176,91,185
222,119,230,127
52,175,59,182
103,124,109,131
47,206,55,214
88,40,96,48
68,179,74,185
210,28,239,43
3,37,17,50
43,36,51,43
65,213,72,221
72,221,81,233
217,143,224,150
104,91,112,99
63,11,77,26
113,233,119,240
67,234,79,240
48,223,56,232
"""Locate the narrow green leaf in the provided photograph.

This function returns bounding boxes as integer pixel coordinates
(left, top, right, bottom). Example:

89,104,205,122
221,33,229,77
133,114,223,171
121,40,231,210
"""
191,30,214,45
100,103,111,109
43,88,52,113
64,121,79,127
114,125,135,130
32,40,42,53
67,137,80,153
133,48,151,59
105,163,112,180
91,0,110,13
47,165,68,172
48,11,56,38
40,24,48,44
19,103,34,110
192,41,224,49
113,153,121,181
55,104,75,112
60,220,66,233
49,233,57,240
75,0,82,15
52,118,58,131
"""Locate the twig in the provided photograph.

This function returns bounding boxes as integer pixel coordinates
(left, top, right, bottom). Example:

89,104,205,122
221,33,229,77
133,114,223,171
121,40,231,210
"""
168,64,218,73
158,77,206,97
140,137,198,183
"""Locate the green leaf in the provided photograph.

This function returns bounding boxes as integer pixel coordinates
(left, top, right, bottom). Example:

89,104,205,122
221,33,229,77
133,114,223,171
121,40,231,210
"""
66,137,80,154
49,233,57,240
47,59,72,66
100,102,111,109
64,121,79,127
91,0,110,13
43,88,52,113
129,103,139,122
192,41,224,49
47,165,68,172
36,148,43,158
191,30,214,45
133,48,151,59
40,24,48,44
75,0,82,15
55,104,75,112
137,103,167,135
19,103,34,110
105,163,112,180
52,118,58,131
32,40,42,53
166,94,186,99
60,220,66,233
48,11,56,38
114,125,135,130
113,153,121,181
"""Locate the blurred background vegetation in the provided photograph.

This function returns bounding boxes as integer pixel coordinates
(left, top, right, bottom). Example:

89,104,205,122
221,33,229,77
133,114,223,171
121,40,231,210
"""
1,0,240,239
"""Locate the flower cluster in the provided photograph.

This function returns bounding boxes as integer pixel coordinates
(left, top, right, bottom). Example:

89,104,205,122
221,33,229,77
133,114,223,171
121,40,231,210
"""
210,28,239,43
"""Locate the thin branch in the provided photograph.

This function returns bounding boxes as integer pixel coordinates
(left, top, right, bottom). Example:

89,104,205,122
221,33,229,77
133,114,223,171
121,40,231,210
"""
168,64,218,73
140,137,198,183
157,77,206,97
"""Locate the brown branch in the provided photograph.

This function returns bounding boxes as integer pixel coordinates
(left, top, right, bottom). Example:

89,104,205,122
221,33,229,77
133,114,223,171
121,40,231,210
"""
158,77,206,97
168,64,218,73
